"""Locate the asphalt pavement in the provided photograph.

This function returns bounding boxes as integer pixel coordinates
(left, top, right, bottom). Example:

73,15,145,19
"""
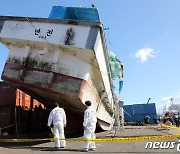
0,125,180,154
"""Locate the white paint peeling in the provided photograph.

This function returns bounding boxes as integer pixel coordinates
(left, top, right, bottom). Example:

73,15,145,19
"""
0,18,115,130
0,20,91,49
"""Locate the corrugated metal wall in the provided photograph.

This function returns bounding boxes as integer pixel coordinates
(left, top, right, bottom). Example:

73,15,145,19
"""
15,107,50,134
16,89,45,109
123,103,157,125
0,81,49,135
0,106,15,134
0,82,16,134
0,82,16,107
123,105,134,122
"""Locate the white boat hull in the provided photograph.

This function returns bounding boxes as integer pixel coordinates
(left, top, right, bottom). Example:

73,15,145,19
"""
0,16,115,132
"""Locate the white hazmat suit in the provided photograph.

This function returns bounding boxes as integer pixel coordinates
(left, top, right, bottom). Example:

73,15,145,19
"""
82,105,97,151
47,106,67,148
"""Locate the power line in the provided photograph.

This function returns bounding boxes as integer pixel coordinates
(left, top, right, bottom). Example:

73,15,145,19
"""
105,30,132,54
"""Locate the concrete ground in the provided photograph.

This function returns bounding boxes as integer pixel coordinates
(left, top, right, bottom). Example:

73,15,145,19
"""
0,125,180,154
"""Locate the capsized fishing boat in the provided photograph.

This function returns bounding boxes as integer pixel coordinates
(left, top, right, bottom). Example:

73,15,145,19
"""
0,6,123,133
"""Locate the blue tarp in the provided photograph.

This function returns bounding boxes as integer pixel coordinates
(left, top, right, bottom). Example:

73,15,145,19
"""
49,6,100,22
119,80,123,93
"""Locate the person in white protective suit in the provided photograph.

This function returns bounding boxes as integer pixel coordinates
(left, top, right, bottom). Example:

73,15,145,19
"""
82,100,97,152
47,102,67,149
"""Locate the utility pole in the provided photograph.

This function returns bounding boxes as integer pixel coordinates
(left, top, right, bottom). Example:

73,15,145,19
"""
170,97,174,110
170,98,174,105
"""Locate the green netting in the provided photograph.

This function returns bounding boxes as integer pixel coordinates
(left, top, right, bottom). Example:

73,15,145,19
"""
108,52,123,79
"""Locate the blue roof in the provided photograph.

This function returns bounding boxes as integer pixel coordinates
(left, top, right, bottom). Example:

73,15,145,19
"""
49,6,100,22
